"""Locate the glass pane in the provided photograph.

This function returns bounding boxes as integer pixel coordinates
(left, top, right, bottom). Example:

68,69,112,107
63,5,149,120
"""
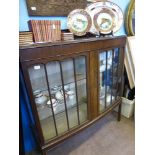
75,56,88,123
99,52,106,112
77,79,88,123
99,50,115,112
107,50,115,107
46,61,68,135
28,64,56,141
61,59,79,129
54,112,68,134
61,59,75,85
75,56,86,80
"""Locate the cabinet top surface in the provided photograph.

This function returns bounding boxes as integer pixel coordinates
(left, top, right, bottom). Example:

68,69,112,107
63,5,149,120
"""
19,35,126,50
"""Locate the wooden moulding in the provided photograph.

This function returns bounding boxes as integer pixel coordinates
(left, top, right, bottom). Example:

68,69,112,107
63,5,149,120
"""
20,36,126,62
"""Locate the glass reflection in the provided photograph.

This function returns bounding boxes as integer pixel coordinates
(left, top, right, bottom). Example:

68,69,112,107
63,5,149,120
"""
61,59,79,129
75,56,88,123
46,61,68,135
28,56,89,140
28,64,57,141
99,49,118,113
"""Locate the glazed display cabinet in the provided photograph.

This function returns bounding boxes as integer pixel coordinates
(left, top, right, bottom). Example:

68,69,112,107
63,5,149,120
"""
20,36,126,155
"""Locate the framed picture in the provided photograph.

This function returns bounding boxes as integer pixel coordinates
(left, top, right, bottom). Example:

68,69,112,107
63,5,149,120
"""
26,0,87,16
125,0,135,36
124,36,135,89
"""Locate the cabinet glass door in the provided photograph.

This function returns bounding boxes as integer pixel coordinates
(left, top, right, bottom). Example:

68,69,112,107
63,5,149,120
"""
28,56,88,142
99,48,121,113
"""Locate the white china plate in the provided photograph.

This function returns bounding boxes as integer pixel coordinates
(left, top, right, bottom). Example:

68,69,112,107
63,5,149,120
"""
47,99,57,107
67,9,92,36
93,7,115,34
85,1,123,34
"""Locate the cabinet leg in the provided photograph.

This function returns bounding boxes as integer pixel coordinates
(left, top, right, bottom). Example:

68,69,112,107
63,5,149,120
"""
117,103,122,121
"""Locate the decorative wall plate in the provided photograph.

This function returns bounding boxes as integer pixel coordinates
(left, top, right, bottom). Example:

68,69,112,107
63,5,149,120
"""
85,1,123,34
93,7,115,34
67,9,92,36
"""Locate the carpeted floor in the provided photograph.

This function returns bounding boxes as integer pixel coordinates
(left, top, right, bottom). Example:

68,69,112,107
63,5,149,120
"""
45,112,135,155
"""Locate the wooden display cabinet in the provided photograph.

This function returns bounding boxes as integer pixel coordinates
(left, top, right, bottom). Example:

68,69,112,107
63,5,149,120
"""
20,36,126,155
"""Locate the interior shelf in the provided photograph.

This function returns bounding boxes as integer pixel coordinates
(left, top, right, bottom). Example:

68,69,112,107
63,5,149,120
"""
31,73,86,92
38,96,87,120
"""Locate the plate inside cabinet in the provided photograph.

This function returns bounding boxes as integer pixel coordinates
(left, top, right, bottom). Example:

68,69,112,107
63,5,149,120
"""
85,1,123,34
67,9,92,36
93,7,115,34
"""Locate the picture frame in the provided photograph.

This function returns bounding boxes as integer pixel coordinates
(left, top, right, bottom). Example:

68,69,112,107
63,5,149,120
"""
125,0,135,36
124,36,135,89
26,0,87,16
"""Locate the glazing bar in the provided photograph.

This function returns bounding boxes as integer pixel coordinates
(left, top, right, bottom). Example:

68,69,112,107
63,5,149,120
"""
115,48,120,100
119,47,125,97
73,58,80,125
44,65,58,136
59,61,70,130
111,50,114,104
105,51,108,108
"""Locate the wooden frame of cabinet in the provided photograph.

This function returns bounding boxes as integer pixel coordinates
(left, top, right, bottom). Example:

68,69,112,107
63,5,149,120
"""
20,36,126,155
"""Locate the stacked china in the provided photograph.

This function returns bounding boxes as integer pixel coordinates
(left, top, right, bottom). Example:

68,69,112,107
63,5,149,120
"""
33,90,47,108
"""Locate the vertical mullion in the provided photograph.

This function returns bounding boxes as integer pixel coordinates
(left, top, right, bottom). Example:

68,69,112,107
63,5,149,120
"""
105,51,108,108
110,50,114,104
44,64,58,136
119,47,125,97
73,58,80,125
85,55,89,120
115,48,120,100
59,61,70,130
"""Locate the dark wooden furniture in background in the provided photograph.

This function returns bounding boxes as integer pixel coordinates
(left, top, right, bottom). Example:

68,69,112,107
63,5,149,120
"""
20,36,126,155
26,0,87,16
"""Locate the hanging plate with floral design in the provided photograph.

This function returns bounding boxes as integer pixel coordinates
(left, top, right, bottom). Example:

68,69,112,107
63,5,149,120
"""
93,7,116,34
85,1,123,34
67,9,92,36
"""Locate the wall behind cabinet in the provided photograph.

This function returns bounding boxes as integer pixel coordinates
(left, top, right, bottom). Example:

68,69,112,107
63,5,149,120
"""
19,0,130,35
